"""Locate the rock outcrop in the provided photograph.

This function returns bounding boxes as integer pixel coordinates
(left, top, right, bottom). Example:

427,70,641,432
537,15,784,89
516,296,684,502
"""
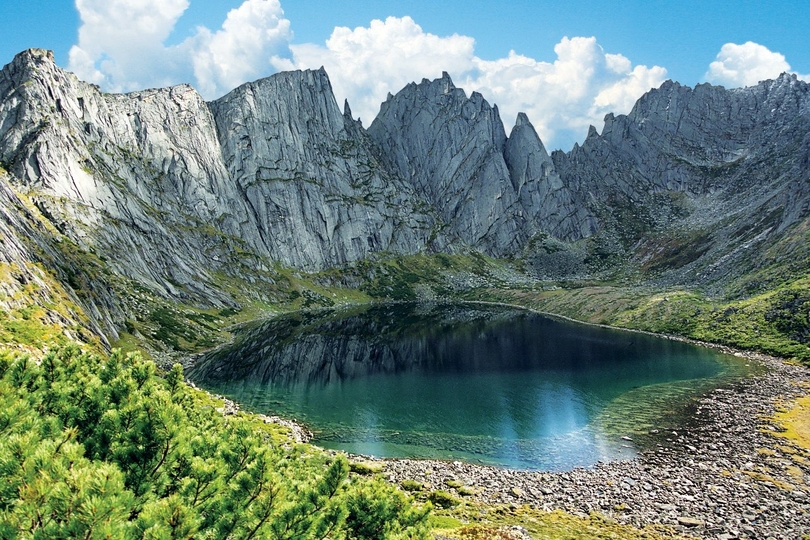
0,48,248,311
368,73,529,255
0,50,441,323
209,68,437,269
551,74,810,288
503,112,593,241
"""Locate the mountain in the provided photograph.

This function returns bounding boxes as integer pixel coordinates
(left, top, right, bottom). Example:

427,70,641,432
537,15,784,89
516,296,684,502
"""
0,48,809,351
551,74,810,291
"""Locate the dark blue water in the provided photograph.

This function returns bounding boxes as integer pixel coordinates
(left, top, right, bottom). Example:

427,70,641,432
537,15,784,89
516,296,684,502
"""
187,303,750,470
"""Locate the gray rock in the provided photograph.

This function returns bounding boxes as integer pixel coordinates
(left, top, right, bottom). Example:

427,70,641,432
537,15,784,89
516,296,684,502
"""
504,112,593,241
550,73,810,290
0,48,248,309
210,68,437,270
368,72,529,256
675,518,703,529
1,48,810,345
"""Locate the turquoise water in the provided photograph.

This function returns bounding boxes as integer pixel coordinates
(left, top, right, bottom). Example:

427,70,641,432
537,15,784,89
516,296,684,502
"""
187,303,751,470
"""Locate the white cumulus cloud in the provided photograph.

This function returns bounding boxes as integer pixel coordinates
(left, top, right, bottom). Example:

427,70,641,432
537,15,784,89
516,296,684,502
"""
68,0,293,98
68,0,191,90
705,42,794,87
279,17,667,150
274,16,475,124
460,38,667,150
187,0,292,98
68,5,671,149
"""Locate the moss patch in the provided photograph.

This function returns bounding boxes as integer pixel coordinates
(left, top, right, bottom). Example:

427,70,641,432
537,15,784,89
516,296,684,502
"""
434,505,691,540
773,391,810,451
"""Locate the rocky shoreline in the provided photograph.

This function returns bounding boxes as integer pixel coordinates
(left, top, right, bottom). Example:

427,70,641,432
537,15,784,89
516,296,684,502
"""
185,313,810,539
378,351,810,539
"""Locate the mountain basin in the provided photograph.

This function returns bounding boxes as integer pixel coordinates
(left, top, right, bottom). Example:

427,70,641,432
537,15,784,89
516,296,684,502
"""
186,303,756,470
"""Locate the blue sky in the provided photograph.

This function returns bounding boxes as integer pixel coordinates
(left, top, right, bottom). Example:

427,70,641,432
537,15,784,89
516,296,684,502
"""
3,1,807,150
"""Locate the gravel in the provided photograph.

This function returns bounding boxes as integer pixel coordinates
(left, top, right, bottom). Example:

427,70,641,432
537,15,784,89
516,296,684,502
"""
379,351,810,539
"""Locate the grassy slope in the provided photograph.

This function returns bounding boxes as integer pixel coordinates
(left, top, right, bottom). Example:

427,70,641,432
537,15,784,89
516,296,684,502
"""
465,278,810,363
311,251,810,364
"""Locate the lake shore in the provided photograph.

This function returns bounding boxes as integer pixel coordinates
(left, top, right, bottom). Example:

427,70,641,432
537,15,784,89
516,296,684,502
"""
380,349,810,539
183,302,810,538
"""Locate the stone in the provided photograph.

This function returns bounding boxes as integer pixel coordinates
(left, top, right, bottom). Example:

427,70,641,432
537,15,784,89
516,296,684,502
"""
209,68,438,270
367,73,529,257
677,516,706,527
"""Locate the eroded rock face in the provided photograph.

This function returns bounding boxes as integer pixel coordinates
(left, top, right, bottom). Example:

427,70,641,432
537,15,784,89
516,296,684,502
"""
0,51,440,298
550,74,810,288
0,48,249,307
209,68,437,270
368,73,529,256
504,113,594,241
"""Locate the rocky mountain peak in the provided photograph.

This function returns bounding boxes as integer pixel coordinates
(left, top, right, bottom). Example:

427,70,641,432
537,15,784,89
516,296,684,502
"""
507,113,548,158
514,112,531,127
209,67,437,270
504,111,589,242
3,48,53,74
368,72,526,255
440,71,454,93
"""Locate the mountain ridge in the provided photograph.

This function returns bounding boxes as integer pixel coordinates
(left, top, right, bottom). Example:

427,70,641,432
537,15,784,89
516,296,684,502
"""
0,48,809,353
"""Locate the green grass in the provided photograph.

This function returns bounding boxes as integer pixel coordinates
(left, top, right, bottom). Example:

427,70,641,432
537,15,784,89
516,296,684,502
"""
315,251,516,302
430,503,692,540
471,276,810,364
773,390,810,450
0,262,101,353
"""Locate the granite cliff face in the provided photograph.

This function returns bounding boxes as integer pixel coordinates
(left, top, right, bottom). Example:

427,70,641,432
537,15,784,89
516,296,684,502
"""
0,49,248,309
0,48,808,344
368,75,595,251
368,73,529,255
551,74,810,288
209,69,437,269
0,51,438,287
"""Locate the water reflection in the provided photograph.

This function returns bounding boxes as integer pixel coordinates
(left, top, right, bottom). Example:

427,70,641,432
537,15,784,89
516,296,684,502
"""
188,303,741,469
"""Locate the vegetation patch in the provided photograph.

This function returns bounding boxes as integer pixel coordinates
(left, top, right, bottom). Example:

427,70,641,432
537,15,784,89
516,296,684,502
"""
472,277,810,364
0,262,98,352
641,230,713,274
773,391,810,451
427,490,460,509
401,479,425,492
349,460,384,476
433,505,691,540
0,346,431,538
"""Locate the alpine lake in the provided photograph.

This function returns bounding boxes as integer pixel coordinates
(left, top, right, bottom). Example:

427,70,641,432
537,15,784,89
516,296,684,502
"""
187,303,758,471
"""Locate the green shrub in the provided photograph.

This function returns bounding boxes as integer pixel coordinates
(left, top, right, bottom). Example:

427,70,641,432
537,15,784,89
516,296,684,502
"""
401,479,424,492
428,490,460,509
0,346,430,538
344,477,431,539
350,460,384,475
